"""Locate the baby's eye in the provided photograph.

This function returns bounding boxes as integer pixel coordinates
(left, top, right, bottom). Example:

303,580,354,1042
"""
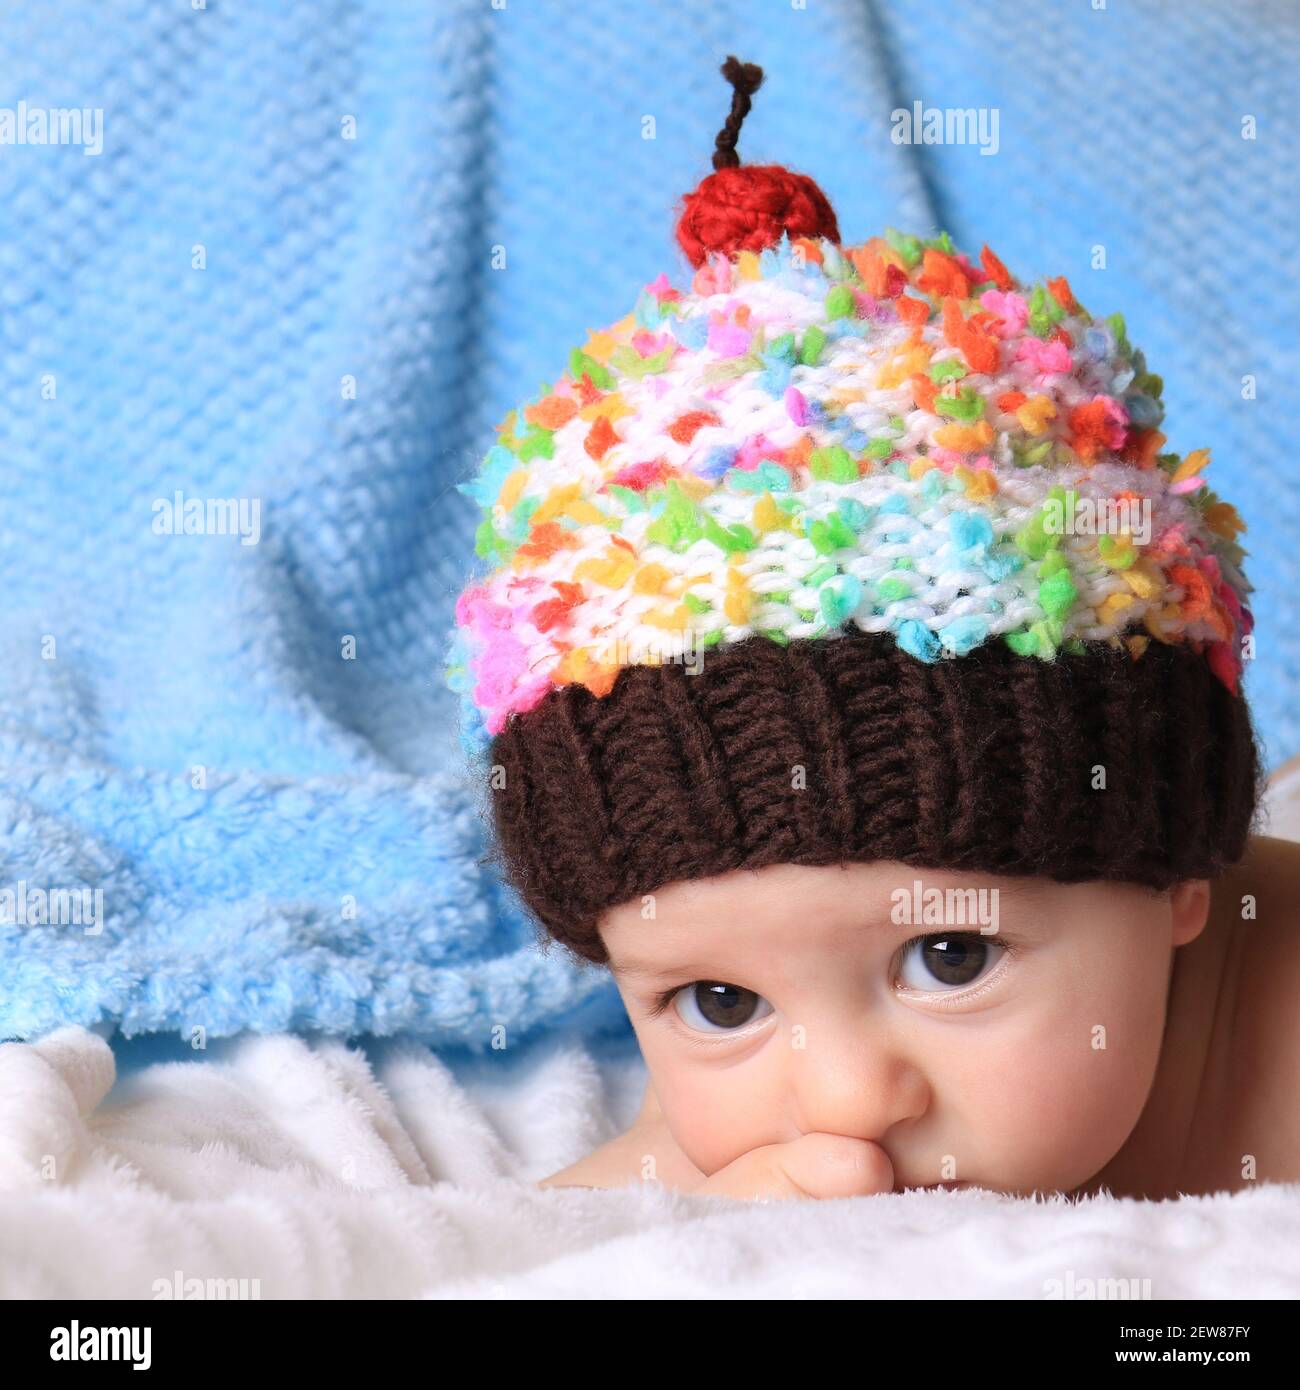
897,934,1003,992
672,982,774,1032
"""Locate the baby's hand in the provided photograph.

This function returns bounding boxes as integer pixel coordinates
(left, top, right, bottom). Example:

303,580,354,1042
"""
687,1133,895,1202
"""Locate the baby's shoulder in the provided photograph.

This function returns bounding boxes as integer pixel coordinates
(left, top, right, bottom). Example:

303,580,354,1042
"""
1211,836,1300,1181
1224,836,1300,998
1224,834,1300,926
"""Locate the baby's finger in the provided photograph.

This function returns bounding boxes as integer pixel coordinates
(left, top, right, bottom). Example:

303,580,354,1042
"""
690,1133,894,1202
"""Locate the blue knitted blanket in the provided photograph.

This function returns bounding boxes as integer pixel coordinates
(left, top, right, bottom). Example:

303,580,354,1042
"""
1,0,1295,1044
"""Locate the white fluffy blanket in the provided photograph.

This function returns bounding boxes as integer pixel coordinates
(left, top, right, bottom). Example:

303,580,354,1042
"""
3,1022,1300,1299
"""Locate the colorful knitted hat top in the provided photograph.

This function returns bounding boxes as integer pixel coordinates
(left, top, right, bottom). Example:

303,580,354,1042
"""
447,58,1260,963
448,64,1251,756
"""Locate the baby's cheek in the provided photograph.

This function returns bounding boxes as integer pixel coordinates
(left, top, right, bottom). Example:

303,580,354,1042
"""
986,1005,1166,1191
654,1061,779,1176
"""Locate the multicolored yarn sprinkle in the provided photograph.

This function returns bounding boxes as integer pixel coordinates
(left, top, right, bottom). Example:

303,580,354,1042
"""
448,229,1252,748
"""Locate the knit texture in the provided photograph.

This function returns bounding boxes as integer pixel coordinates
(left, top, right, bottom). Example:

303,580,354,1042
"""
490,631,1263,963
449,228,1253,746
676,164,841,268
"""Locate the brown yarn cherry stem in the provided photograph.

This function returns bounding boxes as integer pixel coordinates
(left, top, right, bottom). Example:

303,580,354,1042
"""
676,56,840,268
712,56,765,170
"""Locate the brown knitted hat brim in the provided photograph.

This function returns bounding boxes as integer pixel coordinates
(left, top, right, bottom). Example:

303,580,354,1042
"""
488,633,1264,965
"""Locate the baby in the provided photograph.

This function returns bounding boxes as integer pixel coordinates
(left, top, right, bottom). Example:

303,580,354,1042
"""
446,60,1275,1204
534,839,1300,1200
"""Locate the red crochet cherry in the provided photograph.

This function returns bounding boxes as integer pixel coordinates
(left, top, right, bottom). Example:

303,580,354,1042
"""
675,57,840,269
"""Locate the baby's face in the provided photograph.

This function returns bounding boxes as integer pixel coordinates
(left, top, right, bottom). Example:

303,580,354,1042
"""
599,860,1209,1196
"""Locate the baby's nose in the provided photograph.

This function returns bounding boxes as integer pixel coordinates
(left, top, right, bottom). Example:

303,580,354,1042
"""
790,1035,929,1141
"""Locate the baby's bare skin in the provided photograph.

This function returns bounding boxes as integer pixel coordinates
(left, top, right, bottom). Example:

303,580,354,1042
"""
540,835,1300,1202
1081,834,1300,1199
539,1110,892,1201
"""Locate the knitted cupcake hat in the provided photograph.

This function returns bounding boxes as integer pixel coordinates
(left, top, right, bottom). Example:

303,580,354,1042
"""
448,58,1261,964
